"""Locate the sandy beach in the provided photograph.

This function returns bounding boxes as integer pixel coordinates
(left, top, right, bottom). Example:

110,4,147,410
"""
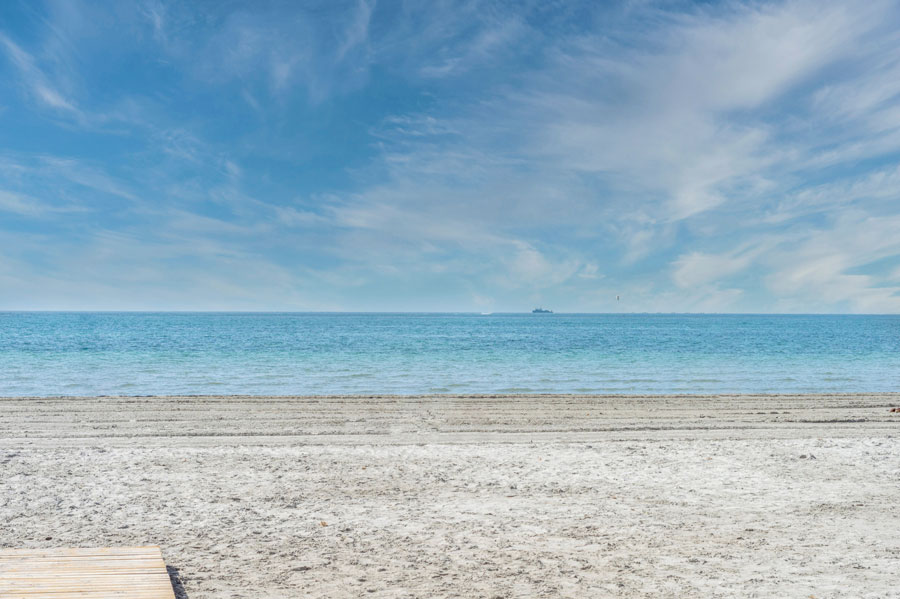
1,394,899,598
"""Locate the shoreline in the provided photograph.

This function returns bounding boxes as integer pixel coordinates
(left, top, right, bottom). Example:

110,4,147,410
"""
3,395,899,597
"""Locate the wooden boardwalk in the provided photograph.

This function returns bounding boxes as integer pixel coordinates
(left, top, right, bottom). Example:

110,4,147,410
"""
0,546,176,598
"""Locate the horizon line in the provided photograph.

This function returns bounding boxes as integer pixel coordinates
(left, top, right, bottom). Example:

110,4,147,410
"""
1,310,898,316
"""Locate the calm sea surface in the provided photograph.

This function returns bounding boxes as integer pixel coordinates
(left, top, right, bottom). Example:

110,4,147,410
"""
1,312,898,396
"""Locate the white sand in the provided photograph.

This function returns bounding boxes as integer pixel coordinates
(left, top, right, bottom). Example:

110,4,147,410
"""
1,394,899,598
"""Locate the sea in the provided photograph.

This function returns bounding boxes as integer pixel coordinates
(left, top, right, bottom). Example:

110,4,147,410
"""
0,312,898,396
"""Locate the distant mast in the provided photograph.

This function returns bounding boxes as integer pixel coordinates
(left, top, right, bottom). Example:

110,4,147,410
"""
532,307,553,313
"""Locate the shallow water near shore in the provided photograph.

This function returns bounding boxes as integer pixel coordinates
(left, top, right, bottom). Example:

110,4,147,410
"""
1,312,899,396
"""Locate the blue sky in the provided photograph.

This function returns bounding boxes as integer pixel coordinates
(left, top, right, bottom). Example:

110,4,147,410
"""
1,0,900,312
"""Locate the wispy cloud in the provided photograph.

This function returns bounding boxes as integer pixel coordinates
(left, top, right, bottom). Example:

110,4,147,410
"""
2,0,900,311
765,213,900,313
0,33,83,120
0,189,48,217
672,243,769,289
317,0,900,310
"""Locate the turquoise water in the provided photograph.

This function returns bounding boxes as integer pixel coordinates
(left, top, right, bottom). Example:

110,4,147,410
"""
0,312,898,396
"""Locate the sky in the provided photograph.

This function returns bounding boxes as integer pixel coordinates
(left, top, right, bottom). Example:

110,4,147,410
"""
1,0,900,313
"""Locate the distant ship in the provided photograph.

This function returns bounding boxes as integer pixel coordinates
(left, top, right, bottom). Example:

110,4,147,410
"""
532,307,553,313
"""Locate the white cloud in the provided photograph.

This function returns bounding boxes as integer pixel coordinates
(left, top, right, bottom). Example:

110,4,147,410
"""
514,0,890,224
326,0,900,309
153,1,376,105
672,243,768,288
418,16,526,78
274,206,326,227
3,0,900,312
0,33,83,119
578,263,601,280
501,242,581,288
764,214,900,312
336,0,374,61
38,157,138,202
0,190,46,217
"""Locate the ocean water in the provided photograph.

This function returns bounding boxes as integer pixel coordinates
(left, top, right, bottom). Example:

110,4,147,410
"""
0,312,898,396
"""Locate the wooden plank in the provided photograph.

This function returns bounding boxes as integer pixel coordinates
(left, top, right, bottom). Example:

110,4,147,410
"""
0,545,162,559
0,546,176,599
